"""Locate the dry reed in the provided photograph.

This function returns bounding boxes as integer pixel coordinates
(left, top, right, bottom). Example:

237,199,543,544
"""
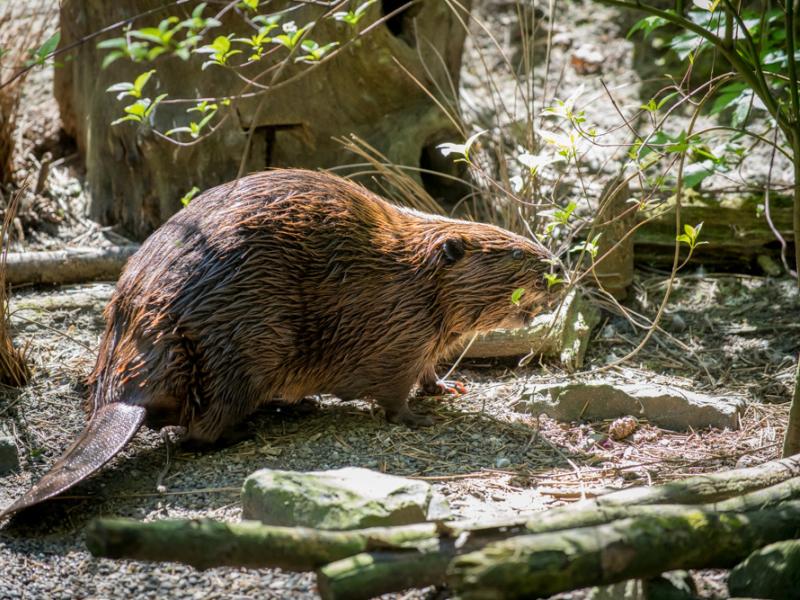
0,1,57,186
0,182,30,386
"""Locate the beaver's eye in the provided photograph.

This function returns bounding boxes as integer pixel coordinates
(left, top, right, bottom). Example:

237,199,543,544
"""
511,248,524,260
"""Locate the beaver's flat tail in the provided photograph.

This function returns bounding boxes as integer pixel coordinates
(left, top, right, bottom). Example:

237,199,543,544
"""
1,403,146,518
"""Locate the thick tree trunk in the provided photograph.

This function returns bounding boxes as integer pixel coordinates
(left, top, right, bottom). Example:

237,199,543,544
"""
56,1,472,239
783,358,800,456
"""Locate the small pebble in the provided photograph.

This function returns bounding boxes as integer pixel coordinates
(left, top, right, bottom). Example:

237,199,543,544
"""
495,457,511,468
668,313,687,332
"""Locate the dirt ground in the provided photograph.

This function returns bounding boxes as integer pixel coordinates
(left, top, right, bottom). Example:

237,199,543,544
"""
0,1,798,599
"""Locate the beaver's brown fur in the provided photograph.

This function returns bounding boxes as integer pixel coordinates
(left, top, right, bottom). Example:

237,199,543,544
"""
3,169,554,517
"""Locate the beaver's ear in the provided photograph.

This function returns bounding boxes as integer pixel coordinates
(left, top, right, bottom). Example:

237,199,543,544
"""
442,237,465,264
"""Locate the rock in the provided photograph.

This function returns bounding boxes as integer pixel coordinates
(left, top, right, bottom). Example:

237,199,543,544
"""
757,254,782,277
728,540,800,599
515,381,744,430
588,571,696,600
241,467,450,530
571,44,604,74
0,421,19,474
645,571,697,600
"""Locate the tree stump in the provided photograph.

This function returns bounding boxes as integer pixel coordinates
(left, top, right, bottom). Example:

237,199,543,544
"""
55,1,472,239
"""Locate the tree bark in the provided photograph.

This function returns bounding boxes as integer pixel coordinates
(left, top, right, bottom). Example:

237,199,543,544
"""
783,358,800,456
633,193,794,271
534,451,800,514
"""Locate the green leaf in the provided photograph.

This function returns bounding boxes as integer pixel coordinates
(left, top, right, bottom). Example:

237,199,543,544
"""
192,3,207,18
544,273,565,290
196,109,217,130
35,31,60,60
165,126,193,136
709,83,748,115
97,37,129,50
129,28,166,44
132,69,156,96
510,287,526,306
333,0,378,26
437,130,487,164
124,99,149,118
731,91,753,128
692,0,721,10
517,151,565,176
106,82,135,94
188,100,218,114
180,186,201,207
627,15,668,39
101,50,125,69
111,114,142,126
683,161,715,188
554,201,577,225
145,93,168,117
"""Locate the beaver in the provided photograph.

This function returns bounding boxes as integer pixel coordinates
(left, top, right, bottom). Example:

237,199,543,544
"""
2,168,556,517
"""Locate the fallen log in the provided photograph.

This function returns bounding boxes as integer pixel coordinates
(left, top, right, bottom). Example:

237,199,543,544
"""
462,290,599,370
316,549,452,600
5,245,139,285
87,457,800,599
87,455,800,598
316,475,800,599
446,500,800,599
85,518,438,572
579,452,800,506
634,193,794,271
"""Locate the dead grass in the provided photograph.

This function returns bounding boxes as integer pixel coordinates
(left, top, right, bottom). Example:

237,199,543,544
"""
0,183,30,386
0,1,57,187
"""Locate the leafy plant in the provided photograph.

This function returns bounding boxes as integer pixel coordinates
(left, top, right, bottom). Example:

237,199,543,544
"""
110,94,167,126
437,130,488,165
105,70,157,100
196,34,242,69
26,31,59,66
295,40,339,63
272,21,313,51
543,273,565,290
676,222,707,254
179,186,201,206
333,0,378,27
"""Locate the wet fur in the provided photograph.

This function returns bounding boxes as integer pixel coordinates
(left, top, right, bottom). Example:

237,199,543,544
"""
88,169,552,439
3,169,553,517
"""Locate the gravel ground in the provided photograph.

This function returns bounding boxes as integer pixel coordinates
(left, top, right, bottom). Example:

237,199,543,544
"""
0,274,793,599
1,1,798,599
